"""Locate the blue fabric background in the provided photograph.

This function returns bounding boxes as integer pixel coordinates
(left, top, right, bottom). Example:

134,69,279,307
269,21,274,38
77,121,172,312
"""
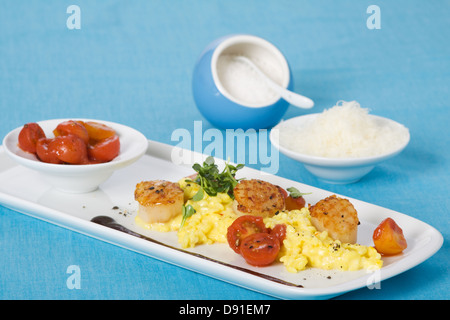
0,0,448,299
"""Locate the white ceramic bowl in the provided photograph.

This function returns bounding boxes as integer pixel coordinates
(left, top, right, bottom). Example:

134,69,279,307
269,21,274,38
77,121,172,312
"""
270,114,410,184
2,119,148,193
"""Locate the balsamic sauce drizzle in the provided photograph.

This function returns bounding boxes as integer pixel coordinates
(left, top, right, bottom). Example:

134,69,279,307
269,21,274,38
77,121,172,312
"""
91,215,303,288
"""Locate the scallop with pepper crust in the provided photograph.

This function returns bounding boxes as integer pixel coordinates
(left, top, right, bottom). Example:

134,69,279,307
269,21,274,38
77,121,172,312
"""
233,179,285,218
134,180,184,223
309,195,359,244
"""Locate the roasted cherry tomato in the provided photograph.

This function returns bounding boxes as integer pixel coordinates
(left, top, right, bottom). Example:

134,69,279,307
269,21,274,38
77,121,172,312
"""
87,134,120,163
239,233,281,267
52,134,88,164
285,195,306,211
227,215,268,254
53,120,89,144
35,138,63,164
373,218,407,256
269,224,287,243
82,121,116,141
18,123,46,154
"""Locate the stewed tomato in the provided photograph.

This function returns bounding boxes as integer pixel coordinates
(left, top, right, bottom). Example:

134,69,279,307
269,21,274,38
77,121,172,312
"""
276,186,306,210
52,135,88,164
53,120,89,144
239,233,281,267
16,120,120,165
87,134,120,163
18,123,46,154
227,215,268,254
82,121,116,141
285,195,306,210
35,138,63,164
373,218,407,255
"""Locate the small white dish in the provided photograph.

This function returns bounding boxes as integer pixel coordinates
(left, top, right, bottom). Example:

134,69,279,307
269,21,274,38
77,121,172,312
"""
2,119,148,193
270,114,410,184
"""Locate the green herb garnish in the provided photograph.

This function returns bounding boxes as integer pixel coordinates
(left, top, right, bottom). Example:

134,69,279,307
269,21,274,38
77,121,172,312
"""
191,187,204,201
180,204,196,229
286,187,311,198
191,156,244,200
180,157,243,229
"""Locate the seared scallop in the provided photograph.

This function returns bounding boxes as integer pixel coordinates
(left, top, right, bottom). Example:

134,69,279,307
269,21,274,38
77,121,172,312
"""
309,195,359,244
134,180,184,223
233,179,285,218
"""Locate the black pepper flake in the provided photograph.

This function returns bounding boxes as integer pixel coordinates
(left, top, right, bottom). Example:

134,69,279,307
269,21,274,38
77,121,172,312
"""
327,276,332,279
112,206,119,210
149,186,155,190
332,243,341,251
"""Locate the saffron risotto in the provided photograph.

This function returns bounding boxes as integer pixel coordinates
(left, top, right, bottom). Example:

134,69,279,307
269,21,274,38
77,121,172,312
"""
135,178,382,272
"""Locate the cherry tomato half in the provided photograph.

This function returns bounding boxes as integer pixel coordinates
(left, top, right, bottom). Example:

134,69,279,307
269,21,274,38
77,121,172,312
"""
52,134,88,164
18,123,46,154
269,224,287,244
82,121,116,141
53,120,89,144
285,195,306,211
87,134,120,163
36,138,63,164
227,215,268,254
239,233,281,267
373,218,407,256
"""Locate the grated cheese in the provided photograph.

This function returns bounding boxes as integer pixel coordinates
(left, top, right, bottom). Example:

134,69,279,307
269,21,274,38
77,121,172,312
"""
278,101,410,158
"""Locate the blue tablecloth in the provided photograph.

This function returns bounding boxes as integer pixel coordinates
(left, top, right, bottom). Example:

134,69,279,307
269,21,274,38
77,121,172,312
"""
0,0,448,300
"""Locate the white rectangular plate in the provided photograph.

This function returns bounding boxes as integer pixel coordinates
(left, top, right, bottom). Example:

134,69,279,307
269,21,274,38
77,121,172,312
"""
0,140,443,299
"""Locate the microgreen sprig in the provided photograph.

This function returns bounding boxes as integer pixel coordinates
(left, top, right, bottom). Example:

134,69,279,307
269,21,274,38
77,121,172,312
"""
180,204,195,229
180,157,244,229
191,156,244,200
286,187,311,198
